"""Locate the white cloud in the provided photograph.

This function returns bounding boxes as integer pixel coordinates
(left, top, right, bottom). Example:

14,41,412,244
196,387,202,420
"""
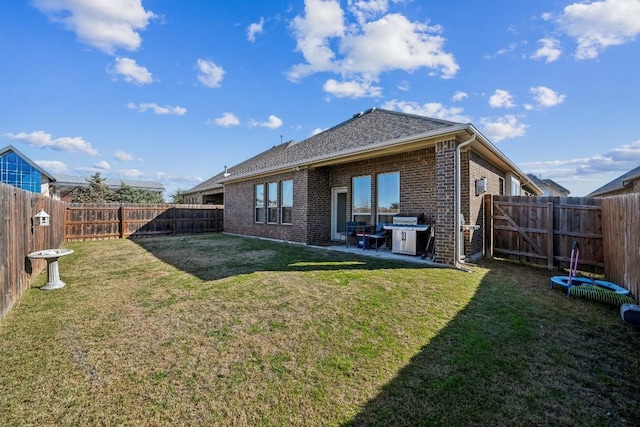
479,115,528,142
528,86,566,109
382,99,471,123
323,78,382,98
119,168,145,178
33,0,156,54
348,0,392,24
531,37,562,63
522,140,640,178
452,91,468,102
208,112,241,127
34,160,68,174
489,89,516,108
249,115,283,129
483,42,519,59
288,0,346,80
3,130,98,156
247,17,265,42
288,0,458,96
111,57,153,84
94,160,111,170
113,150,140,161
127,102,186,115
196,59,225,88
310,128,325,136
556,0,640,59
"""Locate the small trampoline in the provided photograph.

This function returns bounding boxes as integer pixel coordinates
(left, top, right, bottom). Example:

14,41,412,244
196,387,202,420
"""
549,276,630,296
549,240,635,306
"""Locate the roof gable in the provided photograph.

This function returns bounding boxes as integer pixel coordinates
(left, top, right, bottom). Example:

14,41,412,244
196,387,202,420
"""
0,145,56,181
186,108,462,193
588,164,640,197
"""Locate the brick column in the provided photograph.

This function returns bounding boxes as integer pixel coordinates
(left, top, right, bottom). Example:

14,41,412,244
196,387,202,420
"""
434,140,457,265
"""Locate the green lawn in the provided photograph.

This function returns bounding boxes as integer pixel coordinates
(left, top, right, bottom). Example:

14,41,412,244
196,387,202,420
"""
1,234,639,426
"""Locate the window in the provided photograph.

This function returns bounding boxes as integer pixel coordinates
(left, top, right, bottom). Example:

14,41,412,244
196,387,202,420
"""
352,175,371,223
255,184,265,222
511,177,521,196
498,177,505,196
267,182,278,223
377,172,399,224
0,151,42,193
281,180,293,224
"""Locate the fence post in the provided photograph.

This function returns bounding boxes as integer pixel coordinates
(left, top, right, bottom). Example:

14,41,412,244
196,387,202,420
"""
483,194,493,258
547,201,554,270
119,205,125,239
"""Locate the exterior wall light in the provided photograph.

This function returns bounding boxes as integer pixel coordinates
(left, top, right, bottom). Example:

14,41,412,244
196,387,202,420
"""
475,177,487,196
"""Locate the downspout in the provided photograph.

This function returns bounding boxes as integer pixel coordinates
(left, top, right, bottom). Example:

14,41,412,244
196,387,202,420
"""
454,133,476,267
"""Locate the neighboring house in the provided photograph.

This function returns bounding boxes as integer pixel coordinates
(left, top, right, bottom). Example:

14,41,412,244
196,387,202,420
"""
185,108,540,266
526,174,570,196
587,165,640,197
50,174,165,202
0,145,56,196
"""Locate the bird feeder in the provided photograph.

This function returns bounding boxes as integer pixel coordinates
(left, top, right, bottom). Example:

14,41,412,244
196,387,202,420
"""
34,210,50,227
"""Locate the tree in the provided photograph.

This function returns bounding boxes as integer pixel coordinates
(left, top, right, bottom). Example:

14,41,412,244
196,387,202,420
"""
115,182,164,203
71,172,116,203
170,188,187,204
71,173,164,203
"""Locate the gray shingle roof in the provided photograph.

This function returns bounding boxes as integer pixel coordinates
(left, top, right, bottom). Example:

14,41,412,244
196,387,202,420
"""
526,174,570,195
53,174,165,191
185,108,462,194
587,165,640,197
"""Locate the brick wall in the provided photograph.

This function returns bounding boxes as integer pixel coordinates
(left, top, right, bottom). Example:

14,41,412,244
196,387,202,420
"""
224,170,307,243
435,140,456,265
223,143,510,267
328,148,438,223
462,151,505,258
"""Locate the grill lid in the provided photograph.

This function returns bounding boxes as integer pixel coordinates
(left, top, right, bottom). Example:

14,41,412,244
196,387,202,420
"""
393,213,425,225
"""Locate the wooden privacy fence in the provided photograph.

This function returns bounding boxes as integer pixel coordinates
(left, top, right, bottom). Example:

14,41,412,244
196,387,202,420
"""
65,203,223,241
0,183,66,319
600,194,640,301
485,195,603,271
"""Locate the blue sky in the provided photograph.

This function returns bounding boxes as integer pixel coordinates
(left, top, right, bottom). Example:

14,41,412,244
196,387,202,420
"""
1,0,639,198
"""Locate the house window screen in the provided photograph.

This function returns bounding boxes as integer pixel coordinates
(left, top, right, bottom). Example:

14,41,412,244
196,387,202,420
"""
377,172,399,224
281,180,293,224
267,182,278,223
255,184,265,222
352,175,371,223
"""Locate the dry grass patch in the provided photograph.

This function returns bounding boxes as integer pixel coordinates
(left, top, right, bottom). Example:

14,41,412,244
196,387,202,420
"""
1,234,639,426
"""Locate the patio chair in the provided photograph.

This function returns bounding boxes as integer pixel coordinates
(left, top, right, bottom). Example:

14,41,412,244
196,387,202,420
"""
367,223,389,251
343,221,367,247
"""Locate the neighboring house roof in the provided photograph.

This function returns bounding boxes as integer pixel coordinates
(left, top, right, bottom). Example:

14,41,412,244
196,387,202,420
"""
526,174,570,196
185,108,540,195
52,174,165,192
587,165,640,197
0,144,56,181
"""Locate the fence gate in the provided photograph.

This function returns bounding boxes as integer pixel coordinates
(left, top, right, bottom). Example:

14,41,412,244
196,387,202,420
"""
485,195,603,271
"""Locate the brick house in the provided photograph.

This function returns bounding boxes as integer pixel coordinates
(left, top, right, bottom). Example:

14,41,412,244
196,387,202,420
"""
587,164,640,197
184,108,540,266
526,174,570,196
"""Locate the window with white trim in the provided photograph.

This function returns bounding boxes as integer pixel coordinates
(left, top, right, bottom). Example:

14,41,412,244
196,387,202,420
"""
352,175,371,223
255,184,265,222
281,180,293,224
377,172,399,224
267,181,278,223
